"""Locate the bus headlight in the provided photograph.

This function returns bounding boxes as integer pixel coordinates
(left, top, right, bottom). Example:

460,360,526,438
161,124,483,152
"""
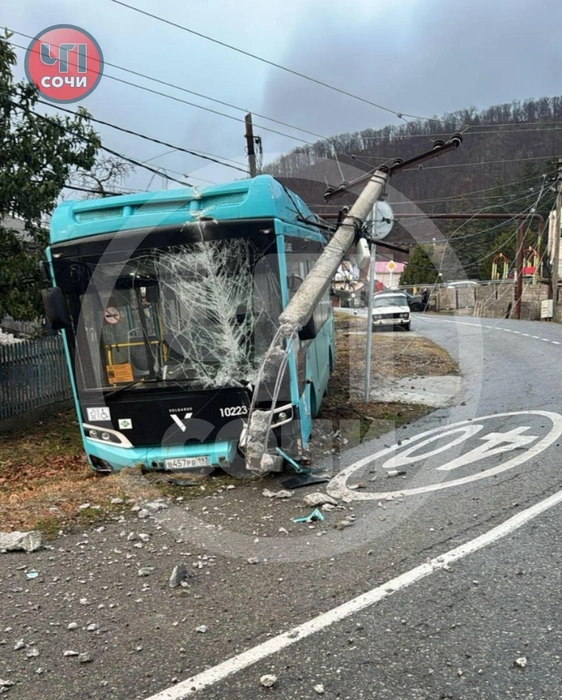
101,432,111,441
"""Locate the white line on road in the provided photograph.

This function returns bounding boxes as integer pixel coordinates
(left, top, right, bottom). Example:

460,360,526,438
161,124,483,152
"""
144,488,562,700
417,317,562,345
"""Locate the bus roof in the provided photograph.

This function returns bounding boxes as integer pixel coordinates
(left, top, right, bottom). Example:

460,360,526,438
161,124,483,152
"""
49,175,324,244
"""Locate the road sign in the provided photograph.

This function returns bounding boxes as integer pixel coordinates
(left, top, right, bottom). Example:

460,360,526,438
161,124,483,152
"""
386,260,397,272
104,307,121,324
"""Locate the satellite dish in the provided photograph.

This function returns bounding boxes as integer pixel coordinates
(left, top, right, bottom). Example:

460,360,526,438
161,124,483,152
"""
370,200,394,240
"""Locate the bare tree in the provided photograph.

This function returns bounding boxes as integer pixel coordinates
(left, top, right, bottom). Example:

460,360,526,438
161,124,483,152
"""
67,156,135,198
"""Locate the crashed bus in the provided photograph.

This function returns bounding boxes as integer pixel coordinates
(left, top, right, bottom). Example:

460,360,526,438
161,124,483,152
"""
42,175,335,474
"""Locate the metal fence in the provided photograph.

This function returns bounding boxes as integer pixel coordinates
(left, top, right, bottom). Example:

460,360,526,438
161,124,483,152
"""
0,336,72,421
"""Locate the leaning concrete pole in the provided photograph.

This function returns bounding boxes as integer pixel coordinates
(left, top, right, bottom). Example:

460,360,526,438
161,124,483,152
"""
278,170,389,335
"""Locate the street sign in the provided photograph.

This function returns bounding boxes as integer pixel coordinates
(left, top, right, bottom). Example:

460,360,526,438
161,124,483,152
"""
386,260,397,272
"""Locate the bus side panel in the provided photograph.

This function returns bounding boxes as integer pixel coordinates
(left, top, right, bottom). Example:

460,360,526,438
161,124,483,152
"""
275,221,334,451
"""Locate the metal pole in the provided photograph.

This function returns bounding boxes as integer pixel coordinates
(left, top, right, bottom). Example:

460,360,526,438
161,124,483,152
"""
245,113,257,177
364,243,376,403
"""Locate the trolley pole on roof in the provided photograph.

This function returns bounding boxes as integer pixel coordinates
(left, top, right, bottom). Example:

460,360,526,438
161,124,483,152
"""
245,113,257,177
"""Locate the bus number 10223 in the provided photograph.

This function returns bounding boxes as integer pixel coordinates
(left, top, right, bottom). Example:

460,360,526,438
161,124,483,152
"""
219,406,249,417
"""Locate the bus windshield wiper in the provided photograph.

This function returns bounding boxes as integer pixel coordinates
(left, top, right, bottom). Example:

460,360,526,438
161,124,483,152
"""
104,377,160,399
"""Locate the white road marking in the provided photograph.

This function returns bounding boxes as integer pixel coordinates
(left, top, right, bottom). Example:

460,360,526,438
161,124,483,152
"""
327,411,562,501
417,317,562,345
144,487,562,700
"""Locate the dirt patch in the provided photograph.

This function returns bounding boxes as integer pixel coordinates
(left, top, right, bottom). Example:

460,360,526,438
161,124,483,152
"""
0,413,157,534
311,312,459,455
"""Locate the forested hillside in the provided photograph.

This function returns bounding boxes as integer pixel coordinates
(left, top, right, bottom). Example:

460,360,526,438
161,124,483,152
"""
267,98,561,279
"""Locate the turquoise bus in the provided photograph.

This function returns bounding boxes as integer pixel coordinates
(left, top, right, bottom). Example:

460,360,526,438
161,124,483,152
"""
42,175,335,474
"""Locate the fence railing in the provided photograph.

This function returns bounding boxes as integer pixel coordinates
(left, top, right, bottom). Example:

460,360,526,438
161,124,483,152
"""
0,336,72,421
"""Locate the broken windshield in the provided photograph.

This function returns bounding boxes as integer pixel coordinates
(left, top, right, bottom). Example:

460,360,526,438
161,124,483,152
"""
64,237,281,392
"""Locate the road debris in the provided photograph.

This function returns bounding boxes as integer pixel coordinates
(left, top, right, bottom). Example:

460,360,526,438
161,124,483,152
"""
169,563,190,588
247,557,260,565
514,657,527,668
63,650,80,657
335,518,355,530
303,492,338,507
0,679,14,693
0,531,42,553
314,683,325,694
262,489,293,499
195,625,208,633
137,567,155,577
260,674,278,687
386,470,407,478
293,508,324,523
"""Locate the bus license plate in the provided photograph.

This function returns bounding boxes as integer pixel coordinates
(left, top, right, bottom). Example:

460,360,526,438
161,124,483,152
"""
164,457,211,470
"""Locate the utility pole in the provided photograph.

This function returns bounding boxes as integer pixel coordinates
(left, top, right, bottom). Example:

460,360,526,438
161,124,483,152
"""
514,220,525,320
551,157,562,318
245,113,257,177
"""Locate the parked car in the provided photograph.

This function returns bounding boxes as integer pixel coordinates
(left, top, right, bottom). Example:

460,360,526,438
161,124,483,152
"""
371,291,411,331
444,280,478,288
379,289,423,312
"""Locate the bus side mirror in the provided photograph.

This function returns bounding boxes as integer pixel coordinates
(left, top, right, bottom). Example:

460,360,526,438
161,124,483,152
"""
39,260,52,284
42,287,71,330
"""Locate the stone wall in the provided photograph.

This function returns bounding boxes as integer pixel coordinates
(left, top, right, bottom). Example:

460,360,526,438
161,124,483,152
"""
433,282,550,320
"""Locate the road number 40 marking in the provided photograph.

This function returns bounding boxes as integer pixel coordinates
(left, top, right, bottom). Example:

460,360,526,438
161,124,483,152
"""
327,411,562,502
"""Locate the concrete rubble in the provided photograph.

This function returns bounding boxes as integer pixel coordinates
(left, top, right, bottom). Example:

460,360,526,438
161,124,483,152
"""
262,489,293,499
0,531,42,553
169,563,190,588
260,674,278,687
303,492,338,507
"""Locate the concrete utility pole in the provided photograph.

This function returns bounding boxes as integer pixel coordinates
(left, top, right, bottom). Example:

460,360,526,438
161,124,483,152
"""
279,171,389,333
551,157,562,317
279,134,463,335
244,113,257,177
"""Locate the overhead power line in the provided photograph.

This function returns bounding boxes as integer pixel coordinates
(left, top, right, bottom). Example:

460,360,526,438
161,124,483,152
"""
33,97,249,175
10,34,326,146
107,0,431,122
5,97,191,187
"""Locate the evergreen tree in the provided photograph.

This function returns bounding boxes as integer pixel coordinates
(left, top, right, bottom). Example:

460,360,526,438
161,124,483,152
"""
400,245,438,285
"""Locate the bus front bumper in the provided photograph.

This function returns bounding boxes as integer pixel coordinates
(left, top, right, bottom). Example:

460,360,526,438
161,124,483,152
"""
84,437,238,473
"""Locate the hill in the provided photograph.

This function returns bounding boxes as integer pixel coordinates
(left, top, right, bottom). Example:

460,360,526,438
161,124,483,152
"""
266,98,561,278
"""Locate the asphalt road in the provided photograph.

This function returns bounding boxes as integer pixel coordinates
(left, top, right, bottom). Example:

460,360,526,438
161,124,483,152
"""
2,314,562,700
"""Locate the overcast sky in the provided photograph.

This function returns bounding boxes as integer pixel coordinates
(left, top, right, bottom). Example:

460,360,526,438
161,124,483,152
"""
5,0,562,192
